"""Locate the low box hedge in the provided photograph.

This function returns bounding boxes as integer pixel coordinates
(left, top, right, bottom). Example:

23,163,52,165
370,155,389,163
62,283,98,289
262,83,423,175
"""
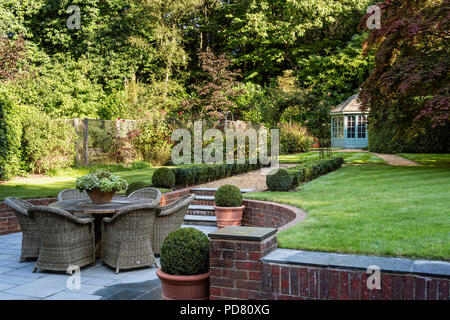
287,157,344,186
265,156,344,191
172,161,265,187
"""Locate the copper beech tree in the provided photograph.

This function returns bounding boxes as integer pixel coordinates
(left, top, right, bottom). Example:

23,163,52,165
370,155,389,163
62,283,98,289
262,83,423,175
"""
359,0,449,135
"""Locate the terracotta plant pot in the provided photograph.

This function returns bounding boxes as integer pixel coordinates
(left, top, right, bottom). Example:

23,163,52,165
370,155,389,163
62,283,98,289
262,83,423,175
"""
156,269,210,300
214,205,245,229
87,188,116,204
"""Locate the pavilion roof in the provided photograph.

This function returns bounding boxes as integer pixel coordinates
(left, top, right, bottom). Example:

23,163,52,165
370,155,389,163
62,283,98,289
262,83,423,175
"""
330,94,368,114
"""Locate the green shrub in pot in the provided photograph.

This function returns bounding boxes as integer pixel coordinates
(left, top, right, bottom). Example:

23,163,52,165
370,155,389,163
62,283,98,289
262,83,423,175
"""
76,170,128,193
160,227,209,276
214,185,243,207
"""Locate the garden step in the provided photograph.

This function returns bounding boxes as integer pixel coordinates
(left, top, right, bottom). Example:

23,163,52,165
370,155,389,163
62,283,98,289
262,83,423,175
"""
194,195,215,201
188,204,215,211
181,224,218,235
183,214,217,227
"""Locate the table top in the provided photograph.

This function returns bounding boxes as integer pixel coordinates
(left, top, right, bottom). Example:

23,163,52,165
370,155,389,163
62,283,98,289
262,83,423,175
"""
49,196,157,214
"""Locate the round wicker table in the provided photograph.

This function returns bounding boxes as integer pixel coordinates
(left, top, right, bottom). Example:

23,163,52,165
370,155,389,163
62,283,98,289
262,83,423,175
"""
49,197,157,258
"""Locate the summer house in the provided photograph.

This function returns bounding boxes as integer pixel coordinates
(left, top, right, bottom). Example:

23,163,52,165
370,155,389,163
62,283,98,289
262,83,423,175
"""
330,94,368,149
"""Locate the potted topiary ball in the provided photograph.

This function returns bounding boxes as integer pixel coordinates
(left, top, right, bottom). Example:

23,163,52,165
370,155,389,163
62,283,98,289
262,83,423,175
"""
76,170,128,204
156,227,210,300
214,184,244,229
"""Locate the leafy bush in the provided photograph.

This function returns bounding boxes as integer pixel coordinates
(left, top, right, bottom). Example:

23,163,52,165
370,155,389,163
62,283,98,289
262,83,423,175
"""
152,167,175,188
21,115,76,174
160,227,209,276
279,123,313,155
0,94,25,180
368,125,450,154
131,111,172,166
215,185,243,207
76,170,128,192
266,169,293,191
126,181,149,196
131,161,152,170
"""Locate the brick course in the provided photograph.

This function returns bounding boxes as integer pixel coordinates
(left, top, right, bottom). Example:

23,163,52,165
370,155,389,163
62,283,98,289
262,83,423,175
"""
210,230,450,300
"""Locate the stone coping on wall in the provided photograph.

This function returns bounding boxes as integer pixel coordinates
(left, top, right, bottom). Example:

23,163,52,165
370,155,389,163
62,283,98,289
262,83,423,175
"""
209,226,277,241
262,248,450,278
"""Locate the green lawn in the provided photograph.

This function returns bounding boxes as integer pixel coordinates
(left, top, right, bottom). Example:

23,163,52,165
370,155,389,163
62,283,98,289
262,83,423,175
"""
280,151,386,164
397,153,450,167
0,168,172,200
245,163,450,260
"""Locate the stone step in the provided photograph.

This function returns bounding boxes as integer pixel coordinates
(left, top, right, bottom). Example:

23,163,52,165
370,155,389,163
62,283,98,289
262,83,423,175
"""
194,195,215,201
183,214,217,227
188,204,215,212
181,224,218,235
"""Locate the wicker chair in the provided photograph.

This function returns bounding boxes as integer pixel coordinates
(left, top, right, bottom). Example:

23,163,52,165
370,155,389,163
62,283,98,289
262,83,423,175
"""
57,188,93,218
57,189,89,201
29,206,95,273
152,194,195,256
127,187,162,204
101,203,159,274
4,197,39,262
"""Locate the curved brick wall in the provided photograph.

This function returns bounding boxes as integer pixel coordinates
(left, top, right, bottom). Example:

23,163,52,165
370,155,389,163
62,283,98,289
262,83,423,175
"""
242,199,306,231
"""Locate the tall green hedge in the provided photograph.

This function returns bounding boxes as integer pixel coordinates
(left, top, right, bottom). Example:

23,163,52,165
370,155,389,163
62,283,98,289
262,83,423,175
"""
0,95,24,180
368,124,450,154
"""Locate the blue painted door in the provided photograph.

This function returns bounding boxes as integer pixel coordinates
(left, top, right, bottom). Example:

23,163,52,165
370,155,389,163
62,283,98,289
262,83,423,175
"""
344,115,368,148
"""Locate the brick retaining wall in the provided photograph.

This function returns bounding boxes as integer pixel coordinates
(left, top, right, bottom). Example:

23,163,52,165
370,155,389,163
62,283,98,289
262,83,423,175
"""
209,227,450,300
242,200,306,231
264,263,449,300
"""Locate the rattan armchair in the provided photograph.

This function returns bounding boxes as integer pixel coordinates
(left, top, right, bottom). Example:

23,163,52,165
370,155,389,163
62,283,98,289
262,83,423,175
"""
29,206,95,273
101,203,159,274
152,194,195,256
127,187,162,204
57,188,93,218
4,197,39,262
57,188,89,201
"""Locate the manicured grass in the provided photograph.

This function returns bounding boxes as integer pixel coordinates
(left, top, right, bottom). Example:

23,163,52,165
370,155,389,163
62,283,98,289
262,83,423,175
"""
245,164,450,260
0,168,171,200
279,151,386,164
397,153,450,167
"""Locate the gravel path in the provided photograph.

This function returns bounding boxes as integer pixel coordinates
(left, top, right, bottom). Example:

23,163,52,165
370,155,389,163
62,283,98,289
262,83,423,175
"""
370,153,420,166
195,164,297,191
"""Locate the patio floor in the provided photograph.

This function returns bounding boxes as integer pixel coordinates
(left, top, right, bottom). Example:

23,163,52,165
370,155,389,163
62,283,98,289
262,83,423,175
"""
0,225,216,300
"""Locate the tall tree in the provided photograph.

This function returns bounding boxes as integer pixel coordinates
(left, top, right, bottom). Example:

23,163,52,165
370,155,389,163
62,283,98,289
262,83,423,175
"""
131,0,203,97
359,0,449,148
209,0,373,83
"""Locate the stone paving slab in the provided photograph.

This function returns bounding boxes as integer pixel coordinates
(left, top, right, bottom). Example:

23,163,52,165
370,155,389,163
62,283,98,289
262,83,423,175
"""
0,292,39,300
0,226,214,300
